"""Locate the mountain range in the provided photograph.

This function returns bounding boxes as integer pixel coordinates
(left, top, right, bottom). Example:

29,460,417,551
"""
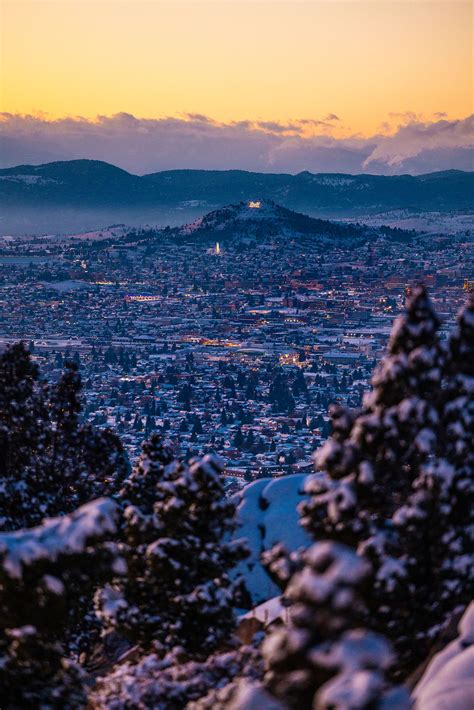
0,159,472,235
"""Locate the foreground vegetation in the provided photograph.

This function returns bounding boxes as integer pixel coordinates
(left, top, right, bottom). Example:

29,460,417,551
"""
0,286,472,708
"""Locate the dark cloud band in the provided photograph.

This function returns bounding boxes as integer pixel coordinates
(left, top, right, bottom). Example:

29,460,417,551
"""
0,113,472,174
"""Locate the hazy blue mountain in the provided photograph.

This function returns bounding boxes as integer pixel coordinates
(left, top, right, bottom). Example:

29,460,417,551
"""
0,160,145,205
0,159,472,234
144,167,474,214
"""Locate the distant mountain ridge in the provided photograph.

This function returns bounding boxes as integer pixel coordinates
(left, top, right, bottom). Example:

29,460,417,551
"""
1,160,473,215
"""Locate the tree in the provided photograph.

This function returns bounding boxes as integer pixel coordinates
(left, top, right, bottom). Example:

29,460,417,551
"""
0,498,121,708
81,425,129,501
233,427,244,448
91,635,263,710
262,542,408,709
245,429,255,450
270,373,295,413
192,415,203,436
0,343,51,530
299,287,448,674
51,362,128,501
302,285,442,535
437,294,474,604
390,294,474,666
49,361,85,510
0,347,129,531
177,383,192,410
97,436,248,656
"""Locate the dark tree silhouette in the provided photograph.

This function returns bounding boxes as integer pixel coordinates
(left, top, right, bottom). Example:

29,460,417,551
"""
97,435,248,656
0,346,129,531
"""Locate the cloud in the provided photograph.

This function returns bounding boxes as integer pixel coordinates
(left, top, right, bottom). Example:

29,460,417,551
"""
266,135,375,174
388,111,422,124
184,113,216,124
363,115,474,169
255,120,301,134
0,112,472,175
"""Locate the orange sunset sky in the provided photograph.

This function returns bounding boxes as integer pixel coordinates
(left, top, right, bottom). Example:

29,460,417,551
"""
0,1,472,173
1,0,472,134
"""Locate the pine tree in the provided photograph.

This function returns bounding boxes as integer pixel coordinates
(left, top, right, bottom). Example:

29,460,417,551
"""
97,435,248,656
0,497,121,708
0,348,129,530
91,635,264,710
299,287,446,674
81,424,129,500
389,294,474,667
233,427,244,448
0,343,52,530
49,360,85,511
437,294,474,603
262,542,408,709
302,285,442,534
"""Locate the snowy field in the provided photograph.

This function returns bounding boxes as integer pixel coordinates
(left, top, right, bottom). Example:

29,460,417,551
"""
343,211,474,234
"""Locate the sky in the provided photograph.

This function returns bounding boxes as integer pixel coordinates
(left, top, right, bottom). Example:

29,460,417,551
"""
0,0,473,173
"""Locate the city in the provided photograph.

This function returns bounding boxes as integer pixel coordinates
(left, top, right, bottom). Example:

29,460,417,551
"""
0,202,471,486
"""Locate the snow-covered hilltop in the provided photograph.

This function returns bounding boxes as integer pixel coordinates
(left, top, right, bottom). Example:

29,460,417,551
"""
173,198,397,244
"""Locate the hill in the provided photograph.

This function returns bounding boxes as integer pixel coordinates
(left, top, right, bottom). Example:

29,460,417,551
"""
0,159,145,206
168,198,393,243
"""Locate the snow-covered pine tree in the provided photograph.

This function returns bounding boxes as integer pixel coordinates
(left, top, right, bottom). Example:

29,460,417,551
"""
0,342,52,530
91,635,264,709
390,293,474,662
0,498,121,708
261,541,409,709
438,293,474,593
45,363,129,656
299,286,445,675
301,285,442,544
97,435,248,656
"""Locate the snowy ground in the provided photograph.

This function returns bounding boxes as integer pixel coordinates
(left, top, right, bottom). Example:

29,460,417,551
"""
232,474,312,604
342,211,474,235
414,603,474,709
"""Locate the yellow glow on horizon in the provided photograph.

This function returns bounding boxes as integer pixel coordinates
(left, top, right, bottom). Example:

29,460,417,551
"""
1,1,472,136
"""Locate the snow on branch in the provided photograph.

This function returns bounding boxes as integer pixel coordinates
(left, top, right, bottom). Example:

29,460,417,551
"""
0,497,120,579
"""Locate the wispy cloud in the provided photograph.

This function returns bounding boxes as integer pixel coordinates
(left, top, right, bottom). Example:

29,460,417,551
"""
0,112,472,175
